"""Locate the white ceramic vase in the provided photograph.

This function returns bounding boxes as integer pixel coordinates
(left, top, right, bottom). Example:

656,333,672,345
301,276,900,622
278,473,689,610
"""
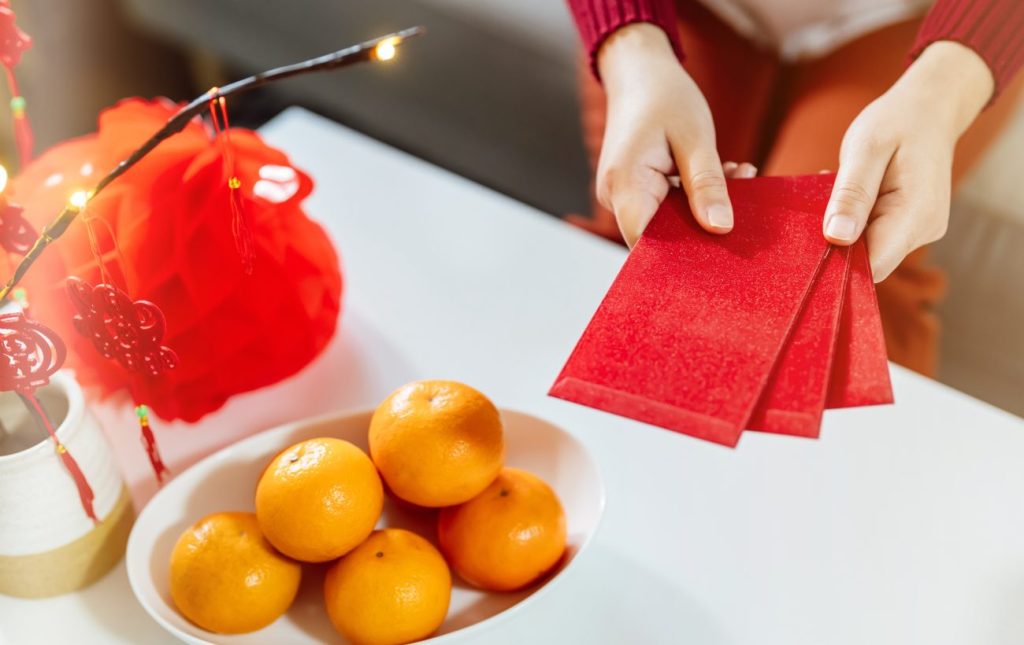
0,371,134,598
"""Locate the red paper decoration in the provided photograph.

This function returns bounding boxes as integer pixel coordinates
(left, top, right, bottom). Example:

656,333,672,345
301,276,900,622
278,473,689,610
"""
15,98,343,422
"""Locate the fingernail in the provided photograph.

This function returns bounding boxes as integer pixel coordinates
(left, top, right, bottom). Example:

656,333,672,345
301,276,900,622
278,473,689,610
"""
741,165,757,178
825,214,857,241
707,204,733,230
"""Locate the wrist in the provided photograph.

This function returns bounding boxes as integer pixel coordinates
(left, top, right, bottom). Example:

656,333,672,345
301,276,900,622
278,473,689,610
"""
597,23,679,92
897,41,994,137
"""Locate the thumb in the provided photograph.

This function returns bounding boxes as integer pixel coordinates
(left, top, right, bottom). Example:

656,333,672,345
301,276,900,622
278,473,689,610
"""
673,144,733,234
597,162,670,248
863,214,914,282
823,141,891,245
610,178,666,248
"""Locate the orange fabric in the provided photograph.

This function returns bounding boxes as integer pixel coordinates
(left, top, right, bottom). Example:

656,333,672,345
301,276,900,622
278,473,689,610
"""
575,12,1024,376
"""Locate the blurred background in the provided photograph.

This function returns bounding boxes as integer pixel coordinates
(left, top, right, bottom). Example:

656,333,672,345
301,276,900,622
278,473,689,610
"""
9,0,1024,417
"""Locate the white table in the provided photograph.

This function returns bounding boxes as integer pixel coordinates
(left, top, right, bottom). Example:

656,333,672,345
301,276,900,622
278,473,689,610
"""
3,108,1024,645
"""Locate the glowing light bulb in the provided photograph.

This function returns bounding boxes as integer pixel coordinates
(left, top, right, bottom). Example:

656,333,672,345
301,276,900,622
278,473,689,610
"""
374,37,399,61
0,165,7,194
69,190,90,210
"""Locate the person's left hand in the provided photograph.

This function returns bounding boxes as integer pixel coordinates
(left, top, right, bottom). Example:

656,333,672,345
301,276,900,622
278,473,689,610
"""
822,41,995,282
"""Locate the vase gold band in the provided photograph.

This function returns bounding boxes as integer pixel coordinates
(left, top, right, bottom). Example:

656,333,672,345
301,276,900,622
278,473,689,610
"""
0,487,135,599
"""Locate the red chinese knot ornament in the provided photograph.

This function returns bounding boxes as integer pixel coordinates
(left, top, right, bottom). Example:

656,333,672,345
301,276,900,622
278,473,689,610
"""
0,311,65,392
0,312,97,522
66,277,175,482
0,201,35,254
67,277,178,377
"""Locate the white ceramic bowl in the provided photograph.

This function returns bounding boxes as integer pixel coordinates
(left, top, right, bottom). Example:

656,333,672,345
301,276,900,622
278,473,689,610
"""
126,408,604,644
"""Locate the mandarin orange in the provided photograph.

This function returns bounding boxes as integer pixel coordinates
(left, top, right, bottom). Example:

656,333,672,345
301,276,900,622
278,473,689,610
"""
169,512,301,634
438,468,566,591
255,437,383,562
324,528,451,645
369,380,504,507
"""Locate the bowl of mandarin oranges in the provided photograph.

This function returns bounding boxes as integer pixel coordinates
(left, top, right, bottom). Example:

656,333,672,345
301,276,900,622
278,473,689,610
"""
126,380,604,644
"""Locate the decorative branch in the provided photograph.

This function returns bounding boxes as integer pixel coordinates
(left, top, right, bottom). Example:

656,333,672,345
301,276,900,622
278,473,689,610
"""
0,25,424,302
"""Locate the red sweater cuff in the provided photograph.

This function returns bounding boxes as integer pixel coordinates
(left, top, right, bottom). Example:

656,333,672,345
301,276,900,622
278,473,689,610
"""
909,0,1024,100
567,0,684,79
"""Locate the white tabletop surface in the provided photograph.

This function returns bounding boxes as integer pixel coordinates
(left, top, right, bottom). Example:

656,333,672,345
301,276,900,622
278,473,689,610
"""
3,107,1024,645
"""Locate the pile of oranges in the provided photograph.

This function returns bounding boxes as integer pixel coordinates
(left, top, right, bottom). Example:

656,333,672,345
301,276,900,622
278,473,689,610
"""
168,380,567,644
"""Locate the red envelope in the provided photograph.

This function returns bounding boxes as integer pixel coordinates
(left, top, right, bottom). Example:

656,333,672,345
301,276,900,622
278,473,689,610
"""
827,240,894,408
550,177,832,446
747,244,851,437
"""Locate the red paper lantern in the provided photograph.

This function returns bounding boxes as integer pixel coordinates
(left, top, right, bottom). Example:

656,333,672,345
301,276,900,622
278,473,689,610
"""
13,98,343,422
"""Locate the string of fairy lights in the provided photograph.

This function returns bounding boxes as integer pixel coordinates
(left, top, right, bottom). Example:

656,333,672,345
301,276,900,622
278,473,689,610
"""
0,27,422,502
0,28,421,304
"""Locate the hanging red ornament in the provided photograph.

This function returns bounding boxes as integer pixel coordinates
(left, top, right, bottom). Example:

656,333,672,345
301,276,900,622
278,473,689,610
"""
208,93,255,274
19,391,98,523
0,0,33,167
0,311,97,522
66,277,178,377
0,311,65,392
0,0,31,68
15,98,342,423
0,200,36,254
66,277,176,482
133,403,168,482
0,164,35,254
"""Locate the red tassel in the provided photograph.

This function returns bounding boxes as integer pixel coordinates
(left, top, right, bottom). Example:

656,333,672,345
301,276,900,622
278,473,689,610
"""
55,442,98,523
136,404,169,483
228,177,255,274
12,111,33,168
21,392,98,523
209,94,255,274
4,65,33,167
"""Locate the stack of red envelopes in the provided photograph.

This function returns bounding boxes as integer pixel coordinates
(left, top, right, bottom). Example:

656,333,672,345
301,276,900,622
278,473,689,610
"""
550,174,893,447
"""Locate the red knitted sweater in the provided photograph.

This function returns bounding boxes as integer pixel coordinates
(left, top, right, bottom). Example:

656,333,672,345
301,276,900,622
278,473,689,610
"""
568,0,1024,96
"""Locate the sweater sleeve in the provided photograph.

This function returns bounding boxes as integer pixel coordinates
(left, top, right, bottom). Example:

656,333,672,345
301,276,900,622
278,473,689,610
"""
566,0,684,78
910,0,1024,98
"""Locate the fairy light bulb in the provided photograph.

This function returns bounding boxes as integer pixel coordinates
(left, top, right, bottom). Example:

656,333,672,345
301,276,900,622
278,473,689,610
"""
69,190,90,210
9,96,26,118
374,37,399,61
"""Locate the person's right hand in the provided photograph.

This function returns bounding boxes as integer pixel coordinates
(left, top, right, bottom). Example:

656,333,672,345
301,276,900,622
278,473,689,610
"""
597,23,748,247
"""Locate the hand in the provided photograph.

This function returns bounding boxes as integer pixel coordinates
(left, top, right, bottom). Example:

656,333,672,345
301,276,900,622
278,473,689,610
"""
596,24,745,247
823,41,994,281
